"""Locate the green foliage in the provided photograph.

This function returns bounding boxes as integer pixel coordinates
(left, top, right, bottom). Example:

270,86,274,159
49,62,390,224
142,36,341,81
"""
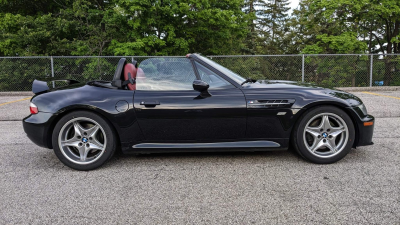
111,0,249,56
212,55,302,81
304,0,400,54
0,58,51,91
242,0,291,54
0,0,249,57
304,55,370,88
302,32,367,54
0,0,399,57
0,0,250,91
1,0,400,90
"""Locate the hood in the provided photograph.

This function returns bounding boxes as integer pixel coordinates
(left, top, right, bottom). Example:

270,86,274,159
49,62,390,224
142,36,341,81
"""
242,80,321,89
242,80,363,107
323,88,362,106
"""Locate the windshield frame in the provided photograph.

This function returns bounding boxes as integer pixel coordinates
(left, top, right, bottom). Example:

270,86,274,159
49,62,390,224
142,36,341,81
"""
194,55,246,86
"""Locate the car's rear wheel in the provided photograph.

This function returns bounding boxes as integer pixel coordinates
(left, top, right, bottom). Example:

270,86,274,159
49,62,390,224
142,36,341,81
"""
52,111,117,170
292,106,355,164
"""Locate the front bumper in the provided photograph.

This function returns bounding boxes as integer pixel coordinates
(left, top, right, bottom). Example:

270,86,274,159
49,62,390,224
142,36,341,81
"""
356,114,374,146
23,112,54,149
348,105,374,147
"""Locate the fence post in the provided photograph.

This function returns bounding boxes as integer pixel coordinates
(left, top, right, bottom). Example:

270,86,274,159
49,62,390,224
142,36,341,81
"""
302,54,305,82
370,54,373,87
51,56,55,88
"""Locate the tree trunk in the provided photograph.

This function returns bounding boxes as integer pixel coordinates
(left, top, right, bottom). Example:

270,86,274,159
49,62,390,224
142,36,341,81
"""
384,57,392,86
352,58,358,87
394,21,400,53
384,24,393,85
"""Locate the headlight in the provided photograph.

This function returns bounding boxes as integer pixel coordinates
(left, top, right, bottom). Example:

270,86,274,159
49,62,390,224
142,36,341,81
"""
357,104,368,116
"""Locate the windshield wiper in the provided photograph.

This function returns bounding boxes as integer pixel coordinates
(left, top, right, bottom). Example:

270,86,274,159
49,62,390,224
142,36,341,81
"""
241,78,257,86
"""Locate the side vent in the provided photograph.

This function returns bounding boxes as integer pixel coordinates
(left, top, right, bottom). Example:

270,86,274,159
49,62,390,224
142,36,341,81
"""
247,99,295,108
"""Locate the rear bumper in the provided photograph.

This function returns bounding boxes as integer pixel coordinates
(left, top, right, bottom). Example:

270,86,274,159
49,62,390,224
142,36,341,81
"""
22,112,54,149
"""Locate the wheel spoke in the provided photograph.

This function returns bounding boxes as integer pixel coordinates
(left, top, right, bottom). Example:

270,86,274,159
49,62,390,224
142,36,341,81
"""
86,125,100,138
330,126,345,138
310,139,325,152
73,121,84,137
78,146,89,161
306,127,320,138
325,139,337,153
61,138,80,148
320,115,332,131
88,141,104,151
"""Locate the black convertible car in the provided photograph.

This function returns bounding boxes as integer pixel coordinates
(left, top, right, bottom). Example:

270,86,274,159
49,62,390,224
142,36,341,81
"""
23,54,374,170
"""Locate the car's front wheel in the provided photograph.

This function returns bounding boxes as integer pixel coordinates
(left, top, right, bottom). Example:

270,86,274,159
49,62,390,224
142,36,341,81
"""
292,106,355,164
52,111,117,170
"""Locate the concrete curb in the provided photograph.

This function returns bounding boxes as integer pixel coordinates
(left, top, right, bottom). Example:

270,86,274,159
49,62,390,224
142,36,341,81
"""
336,86,400,92
0,91,34,96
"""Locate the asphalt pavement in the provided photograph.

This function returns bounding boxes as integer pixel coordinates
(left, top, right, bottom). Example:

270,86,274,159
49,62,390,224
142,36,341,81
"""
0,91,399,224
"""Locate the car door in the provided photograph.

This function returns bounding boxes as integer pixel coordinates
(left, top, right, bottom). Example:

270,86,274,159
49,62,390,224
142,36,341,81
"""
133,57,247,142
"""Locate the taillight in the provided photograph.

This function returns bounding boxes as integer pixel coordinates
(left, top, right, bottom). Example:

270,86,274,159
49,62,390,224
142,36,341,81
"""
30,102,38,114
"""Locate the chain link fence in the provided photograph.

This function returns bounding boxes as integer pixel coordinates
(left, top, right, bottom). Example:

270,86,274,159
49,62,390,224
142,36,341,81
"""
1,54,399,91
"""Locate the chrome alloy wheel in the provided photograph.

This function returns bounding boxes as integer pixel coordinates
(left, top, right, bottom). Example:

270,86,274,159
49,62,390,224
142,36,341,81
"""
303,113,349,158
58,117,107,165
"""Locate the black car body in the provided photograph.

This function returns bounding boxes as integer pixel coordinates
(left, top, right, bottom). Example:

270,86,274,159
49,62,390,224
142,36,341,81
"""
23,54,374,170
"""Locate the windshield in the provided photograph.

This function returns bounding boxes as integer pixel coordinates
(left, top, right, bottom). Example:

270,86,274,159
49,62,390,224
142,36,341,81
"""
197,55,246,84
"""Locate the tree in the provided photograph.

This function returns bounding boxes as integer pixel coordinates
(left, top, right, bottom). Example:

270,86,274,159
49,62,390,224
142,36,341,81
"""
60,0,128,56
304,0,400,85
110,0,249,56
0,0,250,56
0,0,126,56
257,0,291,54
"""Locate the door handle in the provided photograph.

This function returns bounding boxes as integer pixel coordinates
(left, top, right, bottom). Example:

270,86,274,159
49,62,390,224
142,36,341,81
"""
140,100,160,106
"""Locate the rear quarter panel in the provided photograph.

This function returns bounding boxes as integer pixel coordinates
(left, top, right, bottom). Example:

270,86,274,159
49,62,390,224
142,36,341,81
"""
31,85,144,149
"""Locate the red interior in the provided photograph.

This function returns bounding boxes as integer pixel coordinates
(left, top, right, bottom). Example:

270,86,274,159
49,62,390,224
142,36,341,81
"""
123,63,137,90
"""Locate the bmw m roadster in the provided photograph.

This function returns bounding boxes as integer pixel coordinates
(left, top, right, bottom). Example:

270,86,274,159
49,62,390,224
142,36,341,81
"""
23,54,374,170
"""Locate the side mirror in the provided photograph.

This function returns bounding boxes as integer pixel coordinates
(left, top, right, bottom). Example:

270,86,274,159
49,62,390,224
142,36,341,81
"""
193,80,209,92
193,80,211,99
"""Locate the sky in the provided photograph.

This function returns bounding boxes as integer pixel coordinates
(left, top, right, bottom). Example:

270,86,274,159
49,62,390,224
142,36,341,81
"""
288,0,300,14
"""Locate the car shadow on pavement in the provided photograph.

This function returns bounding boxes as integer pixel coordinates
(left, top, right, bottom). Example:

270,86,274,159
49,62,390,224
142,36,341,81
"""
29,146,372,171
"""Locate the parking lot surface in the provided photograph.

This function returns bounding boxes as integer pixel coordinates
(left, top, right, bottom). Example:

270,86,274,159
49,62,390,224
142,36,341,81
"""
0,91,399,224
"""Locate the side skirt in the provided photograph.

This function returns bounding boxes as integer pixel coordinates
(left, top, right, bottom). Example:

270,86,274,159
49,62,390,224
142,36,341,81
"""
125,140,287,154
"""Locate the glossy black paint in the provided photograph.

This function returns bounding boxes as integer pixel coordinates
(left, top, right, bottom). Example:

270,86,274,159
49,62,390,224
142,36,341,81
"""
133,88,247,141
192,80,209,92
23,54,374,154
23,112,53,148
24,84,143,150
32,80,49,94
32,79,81,94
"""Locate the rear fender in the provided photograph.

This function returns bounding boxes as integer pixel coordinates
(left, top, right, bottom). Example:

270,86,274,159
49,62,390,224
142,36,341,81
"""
31,85,144,147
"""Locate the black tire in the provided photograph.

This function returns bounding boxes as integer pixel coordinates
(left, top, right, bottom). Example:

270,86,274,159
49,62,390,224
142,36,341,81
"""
52,110,117,170
292,106,355,164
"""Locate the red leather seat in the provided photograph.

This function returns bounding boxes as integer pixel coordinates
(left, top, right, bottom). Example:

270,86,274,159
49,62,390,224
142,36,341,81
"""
123,63,137,90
